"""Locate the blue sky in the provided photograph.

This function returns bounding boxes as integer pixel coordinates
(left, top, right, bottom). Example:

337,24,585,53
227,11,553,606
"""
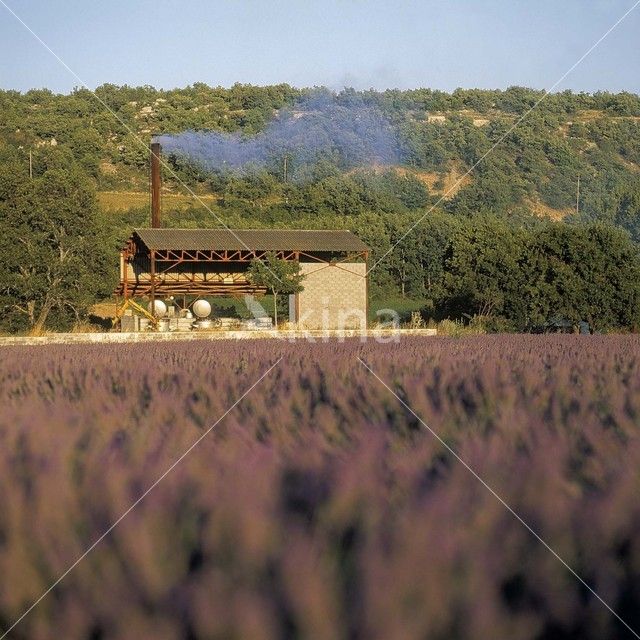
0,0,639,93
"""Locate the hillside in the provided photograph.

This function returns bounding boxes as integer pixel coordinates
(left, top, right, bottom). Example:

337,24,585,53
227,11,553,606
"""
2,84,640,333
1,84,639,229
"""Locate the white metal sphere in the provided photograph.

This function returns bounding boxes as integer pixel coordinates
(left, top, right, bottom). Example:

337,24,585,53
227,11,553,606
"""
148,299,167,317
193,299,212,318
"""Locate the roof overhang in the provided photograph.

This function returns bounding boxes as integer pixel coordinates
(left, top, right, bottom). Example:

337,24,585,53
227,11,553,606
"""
130,228,370,253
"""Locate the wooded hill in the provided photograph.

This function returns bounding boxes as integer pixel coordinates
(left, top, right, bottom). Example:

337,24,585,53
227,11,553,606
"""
2,84,639,221
1,84,640,332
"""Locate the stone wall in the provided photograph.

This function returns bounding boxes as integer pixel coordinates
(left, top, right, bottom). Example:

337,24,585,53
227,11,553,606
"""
295,262,367,329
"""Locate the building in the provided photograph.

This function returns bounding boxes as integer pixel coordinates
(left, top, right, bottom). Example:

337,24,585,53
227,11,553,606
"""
116,227,370,329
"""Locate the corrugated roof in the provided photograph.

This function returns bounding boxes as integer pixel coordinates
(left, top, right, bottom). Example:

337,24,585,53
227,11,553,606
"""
133,228,369,252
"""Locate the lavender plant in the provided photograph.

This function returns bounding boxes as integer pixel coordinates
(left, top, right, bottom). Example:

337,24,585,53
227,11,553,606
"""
0,336,639,639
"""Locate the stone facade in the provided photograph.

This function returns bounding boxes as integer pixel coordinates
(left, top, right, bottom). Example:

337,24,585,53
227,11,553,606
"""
294,262,367,329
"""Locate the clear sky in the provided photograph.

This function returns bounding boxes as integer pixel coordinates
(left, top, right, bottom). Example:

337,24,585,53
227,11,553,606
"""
0,0,639,94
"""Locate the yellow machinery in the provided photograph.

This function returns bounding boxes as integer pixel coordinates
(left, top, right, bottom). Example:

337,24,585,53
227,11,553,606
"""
113,299,158,329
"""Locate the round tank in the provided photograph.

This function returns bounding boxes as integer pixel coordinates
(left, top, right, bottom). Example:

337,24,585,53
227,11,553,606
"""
148,299,167,317
193,299,212,318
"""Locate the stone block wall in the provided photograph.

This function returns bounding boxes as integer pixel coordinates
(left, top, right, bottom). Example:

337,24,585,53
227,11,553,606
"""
295,262,367,329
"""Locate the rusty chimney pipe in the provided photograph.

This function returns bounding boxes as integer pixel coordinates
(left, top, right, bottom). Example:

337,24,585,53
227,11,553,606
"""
150,141,161,228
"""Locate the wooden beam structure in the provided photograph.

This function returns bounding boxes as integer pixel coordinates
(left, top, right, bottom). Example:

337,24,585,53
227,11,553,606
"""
116,229,369,301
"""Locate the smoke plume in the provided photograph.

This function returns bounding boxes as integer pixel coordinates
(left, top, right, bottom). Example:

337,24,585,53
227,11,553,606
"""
155,92,400,179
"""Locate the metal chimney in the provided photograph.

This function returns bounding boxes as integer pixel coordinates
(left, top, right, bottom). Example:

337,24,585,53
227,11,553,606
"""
150,141,161,228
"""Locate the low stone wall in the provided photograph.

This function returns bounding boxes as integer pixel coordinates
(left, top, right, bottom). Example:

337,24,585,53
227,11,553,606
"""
0,329,437,347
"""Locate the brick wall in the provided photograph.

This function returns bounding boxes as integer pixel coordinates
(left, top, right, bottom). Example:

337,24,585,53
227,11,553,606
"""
295,262,367,329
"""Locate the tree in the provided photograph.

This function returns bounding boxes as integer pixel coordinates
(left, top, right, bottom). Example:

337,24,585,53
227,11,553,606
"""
524,223,640,331
0,157,115,333
440,216,528,327
386,211,459,300
438,218,640,332
247,253,305,326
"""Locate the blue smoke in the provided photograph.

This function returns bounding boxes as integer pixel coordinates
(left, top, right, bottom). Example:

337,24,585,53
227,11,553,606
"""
155,93,400,178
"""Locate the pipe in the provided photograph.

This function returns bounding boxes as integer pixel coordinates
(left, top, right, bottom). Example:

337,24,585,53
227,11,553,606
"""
150,141,161,228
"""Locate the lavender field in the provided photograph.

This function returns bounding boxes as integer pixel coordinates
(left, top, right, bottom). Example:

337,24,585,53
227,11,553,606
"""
1,337,640,639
